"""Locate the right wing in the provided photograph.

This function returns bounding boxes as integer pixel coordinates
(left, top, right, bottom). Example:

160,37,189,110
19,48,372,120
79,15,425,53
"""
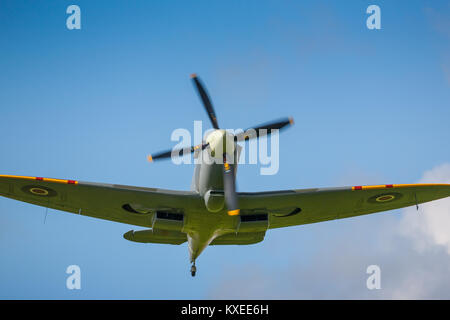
238,183,450,229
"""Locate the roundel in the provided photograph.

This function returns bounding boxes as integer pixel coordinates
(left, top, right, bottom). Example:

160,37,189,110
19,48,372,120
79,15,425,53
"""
21,185,57,197
30,188,49,196
368,192,403,204
375,195,395,202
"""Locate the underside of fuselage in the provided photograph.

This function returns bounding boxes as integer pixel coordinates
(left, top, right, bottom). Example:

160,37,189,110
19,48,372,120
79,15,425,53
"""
187,136,244,264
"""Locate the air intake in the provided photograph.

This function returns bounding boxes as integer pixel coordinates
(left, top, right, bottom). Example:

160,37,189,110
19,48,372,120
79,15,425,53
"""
156,211,183,221
238,213,269,232
152,210,184,231
240,214,268,222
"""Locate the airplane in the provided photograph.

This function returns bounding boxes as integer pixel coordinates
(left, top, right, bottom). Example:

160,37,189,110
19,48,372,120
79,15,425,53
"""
1,74,449,277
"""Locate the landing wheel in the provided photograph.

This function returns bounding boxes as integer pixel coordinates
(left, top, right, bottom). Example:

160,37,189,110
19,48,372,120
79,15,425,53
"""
190,264,197,277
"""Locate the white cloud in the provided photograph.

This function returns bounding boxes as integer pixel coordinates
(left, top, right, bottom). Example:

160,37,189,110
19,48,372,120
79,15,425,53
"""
399,163,450,254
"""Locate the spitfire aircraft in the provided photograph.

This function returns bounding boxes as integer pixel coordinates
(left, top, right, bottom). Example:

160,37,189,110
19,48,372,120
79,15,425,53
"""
1,74,449,277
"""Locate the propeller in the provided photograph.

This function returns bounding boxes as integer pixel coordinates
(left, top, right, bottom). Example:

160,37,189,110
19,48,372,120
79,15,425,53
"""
234,117,294,141
147,143,209,162
190,73,220,130
222,154,239,216
147,74,295,216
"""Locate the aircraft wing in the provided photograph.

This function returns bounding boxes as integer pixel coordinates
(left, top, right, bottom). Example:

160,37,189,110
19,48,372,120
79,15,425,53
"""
238,184,450,229
0,175,203,228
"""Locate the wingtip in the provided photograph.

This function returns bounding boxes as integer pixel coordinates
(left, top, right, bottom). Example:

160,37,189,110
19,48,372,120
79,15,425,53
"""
190,73,197,79
147,155,153,162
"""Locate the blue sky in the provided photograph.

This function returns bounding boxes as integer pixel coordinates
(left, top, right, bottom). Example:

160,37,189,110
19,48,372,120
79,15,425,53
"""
0,0,449,299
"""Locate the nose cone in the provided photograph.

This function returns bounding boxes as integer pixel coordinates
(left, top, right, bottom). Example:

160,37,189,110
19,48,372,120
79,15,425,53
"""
206,129,235,158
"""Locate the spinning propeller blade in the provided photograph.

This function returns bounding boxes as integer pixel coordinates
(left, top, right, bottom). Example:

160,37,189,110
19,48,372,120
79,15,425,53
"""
222,154,239,216
191,74,220,130
147,143,209,162
235,117,294,141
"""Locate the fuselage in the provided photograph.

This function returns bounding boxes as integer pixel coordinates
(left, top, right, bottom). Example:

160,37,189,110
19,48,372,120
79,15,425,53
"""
191,129,238,201
187,129,240,262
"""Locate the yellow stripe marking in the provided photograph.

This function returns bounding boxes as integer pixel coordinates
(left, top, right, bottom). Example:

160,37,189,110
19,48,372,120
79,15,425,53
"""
352,183,449,191
0,175,78,185
0,175,35,181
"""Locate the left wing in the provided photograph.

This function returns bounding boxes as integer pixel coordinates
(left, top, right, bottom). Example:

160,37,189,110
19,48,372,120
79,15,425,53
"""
0,175,204,228
238,184,450,229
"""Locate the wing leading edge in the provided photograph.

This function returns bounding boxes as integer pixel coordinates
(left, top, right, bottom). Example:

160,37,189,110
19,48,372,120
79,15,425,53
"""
238,183,450,229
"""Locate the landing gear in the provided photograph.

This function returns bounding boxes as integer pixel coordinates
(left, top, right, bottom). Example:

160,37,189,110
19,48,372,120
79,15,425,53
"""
190,262,197,277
